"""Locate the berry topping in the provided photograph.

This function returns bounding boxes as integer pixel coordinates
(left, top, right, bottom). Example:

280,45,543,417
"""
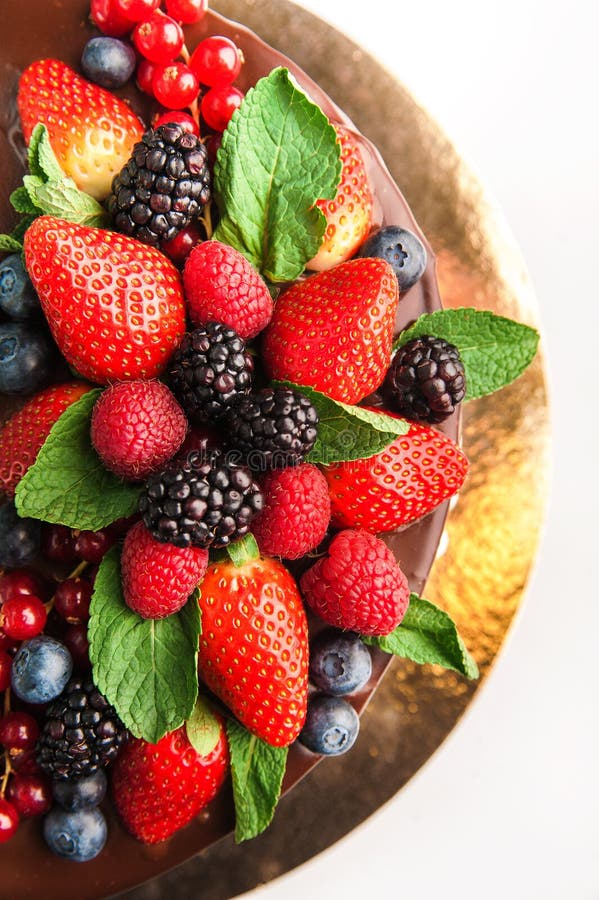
358,225,427,291
382,335,466,423
309,629,372,696
81,36,136,89
299,695,360,756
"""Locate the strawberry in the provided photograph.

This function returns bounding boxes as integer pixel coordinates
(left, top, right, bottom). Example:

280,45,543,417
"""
324,418,469,532
18,58,144,201
197,552,309,747
111,718,229,844
0,382,91,498
307,124,374,271
23,217,186,384
261,257,399,404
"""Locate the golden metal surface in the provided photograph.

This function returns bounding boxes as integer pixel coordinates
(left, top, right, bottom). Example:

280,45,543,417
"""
121,2,551,898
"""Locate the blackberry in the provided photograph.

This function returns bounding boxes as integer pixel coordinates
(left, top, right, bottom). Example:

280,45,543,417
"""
36,677,125,781
167,322,254,424
139,450,263,549
382,335,466,423
108,123,211,248
225,387,319,471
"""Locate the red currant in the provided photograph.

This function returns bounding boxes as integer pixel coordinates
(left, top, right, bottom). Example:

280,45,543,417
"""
0,633,17,654
201,85,244,132
73,529,114,563
152,62,199,109
137,58,158,95
152,109,199,135
0,569,50,605
132,12,184,64
161,221,204,264
10,748,41,775
205,131,222,166
53,578,92,624
0,798,19,843
165,0,207,25
190,35,243,88
90,0,132,36
114,0,160,21
1,595,47,640
41,523,79,565
0,650,11,692
62,623,91,672
0,712,40,751
7,773,52,818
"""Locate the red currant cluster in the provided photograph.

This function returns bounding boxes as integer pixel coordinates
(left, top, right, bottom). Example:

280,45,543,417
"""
0,521,125,843
90,0,245,134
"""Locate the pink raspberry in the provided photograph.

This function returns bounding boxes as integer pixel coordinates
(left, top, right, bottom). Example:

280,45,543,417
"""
91,380,187,481
183,240,273,339
251,463,331,560
300,529,410,635
121,520,208,619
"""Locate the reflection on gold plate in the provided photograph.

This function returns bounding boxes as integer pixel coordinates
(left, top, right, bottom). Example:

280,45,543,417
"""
119,1,550,898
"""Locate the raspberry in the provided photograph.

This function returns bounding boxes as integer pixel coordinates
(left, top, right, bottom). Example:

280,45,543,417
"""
121,520,208,618
300,529,410,635
91,379,187,481
183,240,273,340
252,463,330,559
382,335,466,423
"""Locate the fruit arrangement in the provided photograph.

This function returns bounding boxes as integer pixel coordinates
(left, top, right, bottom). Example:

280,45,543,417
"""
0,0,540,868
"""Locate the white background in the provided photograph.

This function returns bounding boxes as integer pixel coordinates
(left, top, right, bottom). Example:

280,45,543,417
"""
243,1,599,899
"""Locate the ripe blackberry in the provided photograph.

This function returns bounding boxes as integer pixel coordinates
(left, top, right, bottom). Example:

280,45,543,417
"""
225,387,319,471
167,322,254,424
108,123,211,248
382,335,466,423
36,677,125,781
139,450,263,549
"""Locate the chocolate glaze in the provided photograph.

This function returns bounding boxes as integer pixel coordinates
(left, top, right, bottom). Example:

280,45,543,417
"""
0,2,459,896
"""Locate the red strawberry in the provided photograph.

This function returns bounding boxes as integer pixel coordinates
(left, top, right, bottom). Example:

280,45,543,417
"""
324,418,469,532
121,520,208,618
18,58,144,200
183,240,274,339
197,553,309,747
111,718,229,844
261,257,398,404
0,382,91,498
300,529,410,635
24,217,186,384
307,125,373,271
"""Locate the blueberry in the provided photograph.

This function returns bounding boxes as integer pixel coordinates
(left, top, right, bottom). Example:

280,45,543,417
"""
43,806,107,862
11,635,73,704
53,770,107,812
358,225,427,291
309,630,372,696
81,37,136,90
0,501,41,567
299,695,360,756
0,254,40,320
0,321,57,395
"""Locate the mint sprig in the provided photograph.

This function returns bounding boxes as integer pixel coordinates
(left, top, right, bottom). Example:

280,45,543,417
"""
185,696,222,757
393,308,539,400
214,67,341,282
89,548,201,743
15,389,142,530
226,718,288,843
364,593,479,679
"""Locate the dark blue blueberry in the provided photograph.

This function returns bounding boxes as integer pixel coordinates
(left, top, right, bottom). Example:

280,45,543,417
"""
0,501,41,568
0,321,57,395
53,770,107,812
81,37,136,90
358,225,427,291
309,629,372,696
0,254,40,320
11,635,73,704
299,695,360,756
43,806,107,862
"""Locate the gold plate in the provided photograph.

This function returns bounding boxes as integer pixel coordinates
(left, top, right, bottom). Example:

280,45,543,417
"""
118,1,550,898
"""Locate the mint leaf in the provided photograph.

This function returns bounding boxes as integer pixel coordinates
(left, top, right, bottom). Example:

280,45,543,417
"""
393,308,539,400
186,695,222,756
0,234,23,252
364,594,479,679
29,180,108,228
214,67,341,282
275,380,408,463
27,123,48,181
226,718,288,843
89,548,201,743
35,124,66,182
227,533,260,567
23,175,46,205
10,186,40,216
15,389,142,530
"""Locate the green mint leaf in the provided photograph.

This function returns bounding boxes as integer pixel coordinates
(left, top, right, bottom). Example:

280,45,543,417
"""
227,533,260,567
35,124,67,183
0,234,23,252
275,380,408,464
10,186,40,216
27,123,48,181
89,548,201,743
226,718,288,843
15,389,142,530
29,179,109,228
393,308,539,400
185,695,222,756
10,215,36,245
214,67,341,282
23,174,46,204
364,594,479,679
